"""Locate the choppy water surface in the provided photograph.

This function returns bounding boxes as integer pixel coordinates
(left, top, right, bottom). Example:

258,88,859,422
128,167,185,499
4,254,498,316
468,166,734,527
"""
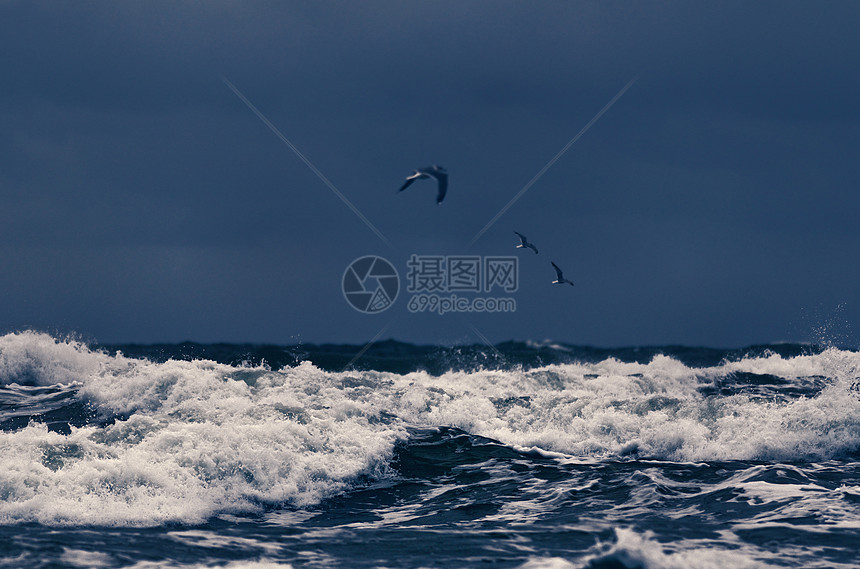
2,332,859,568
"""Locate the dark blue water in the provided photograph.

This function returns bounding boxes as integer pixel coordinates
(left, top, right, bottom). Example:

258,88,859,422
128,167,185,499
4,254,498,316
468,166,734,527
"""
2,331,859,568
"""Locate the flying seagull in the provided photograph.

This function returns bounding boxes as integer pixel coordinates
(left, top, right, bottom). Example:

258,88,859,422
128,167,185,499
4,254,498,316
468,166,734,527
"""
398,165,448,204
551,261,575,287
514,231,539,254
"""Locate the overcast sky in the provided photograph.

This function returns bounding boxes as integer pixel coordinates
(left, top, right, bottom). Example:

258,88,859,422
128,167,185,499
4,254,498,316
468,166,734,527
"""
2,1,859,348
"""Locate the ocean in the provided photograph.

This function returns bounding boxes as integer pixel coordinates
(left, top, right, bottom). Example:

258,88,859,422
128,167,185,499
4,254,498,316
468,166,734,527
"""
1,331,859,568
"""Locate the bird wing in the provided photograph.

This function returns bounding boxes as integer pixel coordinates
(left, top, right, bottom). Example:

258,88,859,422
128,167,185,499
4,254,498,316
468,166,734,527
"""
514,231,526,242
529,244,539,254
397,178,416,192
434,172,448,204
551,262,563,280
398,172,424,192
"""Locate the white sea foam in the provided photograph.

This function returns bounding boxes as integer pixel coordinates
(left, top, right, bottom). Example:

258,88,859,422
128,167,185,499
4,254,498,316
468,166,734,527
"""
383,350,860,462
0,333,404,526
59,548,113,568
1,332,859,526
581,528,774,569
121,561,292,569
517,557,577,569
0,331,106,387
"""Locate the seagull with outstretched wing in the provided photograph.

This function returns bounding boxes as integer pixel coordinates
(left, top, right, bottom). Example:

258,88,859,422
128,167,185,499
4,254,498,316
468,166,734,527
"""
398,165,448,204
514,231,539,254
551,261,575,287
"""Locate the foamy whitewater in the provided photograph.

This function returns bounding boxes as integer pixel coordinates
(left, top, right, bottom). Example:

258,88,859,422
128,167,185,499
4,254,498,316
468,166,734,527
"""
2,331,859,568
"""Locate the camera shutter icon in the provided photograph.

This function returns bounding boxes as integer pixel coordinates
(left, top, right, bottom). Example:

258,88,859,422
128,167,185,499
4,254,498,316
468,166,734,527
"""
342,256,400,314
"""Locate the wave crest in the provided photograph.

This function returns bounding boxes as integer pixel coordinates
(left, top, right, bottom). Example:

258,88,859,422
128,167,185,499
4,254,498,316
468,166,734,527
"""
1,332,859,526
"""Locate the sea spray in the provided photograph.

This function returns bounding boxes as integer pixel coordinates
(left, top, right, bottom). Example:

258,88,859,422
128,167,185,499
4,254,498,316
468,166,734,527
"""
1,332,858,521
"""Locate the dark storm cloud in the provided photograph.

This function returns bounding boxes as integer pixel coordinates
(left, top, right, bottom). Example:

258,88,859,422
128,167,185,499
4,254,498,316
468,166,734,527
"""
1,1,859,346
